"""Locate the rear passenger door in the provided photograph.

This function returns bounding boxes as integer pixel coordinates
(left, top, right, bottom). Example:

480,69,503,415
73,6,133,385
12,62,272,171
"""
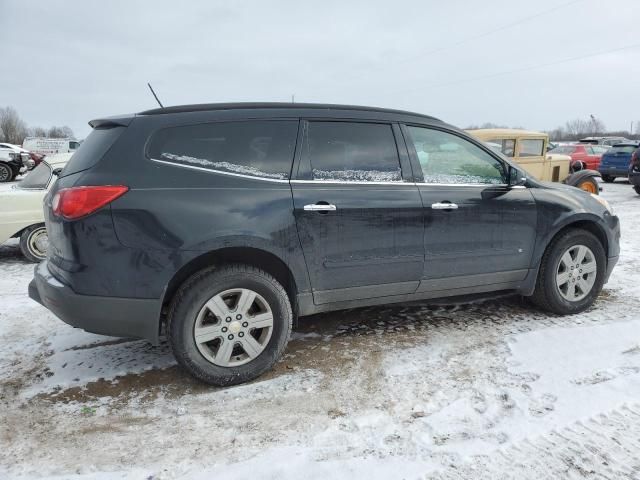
291,120,424,305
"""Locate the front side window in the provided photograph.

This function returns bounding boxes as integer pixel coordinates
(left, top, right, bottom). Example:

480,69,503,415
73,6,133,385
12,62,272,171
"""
18,161,52,189
147,120,299,180
407,126,505,185
518,139,545,157
304,122,402,182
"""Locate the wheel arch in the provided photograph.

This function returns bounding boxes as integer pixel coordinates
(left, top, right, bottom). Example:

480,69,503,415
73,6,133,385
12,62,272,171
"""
161,246,299,315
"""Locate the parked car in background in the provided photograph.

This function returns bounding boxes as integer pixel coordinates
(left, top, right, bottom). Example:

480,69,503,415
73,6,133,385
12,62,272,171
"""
549,143,607,171
467,129,601,193
0,153,72,261
0,146,24,182
626,146,640,194
22,137,80,156
29,103,619,387
598,142,640,182
579,136,630,147
0,143,44,171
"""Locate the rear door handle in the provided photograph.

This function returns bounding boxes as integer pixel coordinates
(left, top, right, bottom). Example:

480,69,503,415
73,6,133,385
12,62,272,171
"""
304,203,337,212
431,202,459,210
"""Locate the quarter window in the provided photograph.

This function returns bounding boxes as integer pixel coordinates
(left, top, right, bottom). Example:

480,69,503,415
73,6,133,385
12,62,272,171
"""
304,122,402,182
18,161,52,189
147,120,299,180
486,138,515,157
406,126,505,184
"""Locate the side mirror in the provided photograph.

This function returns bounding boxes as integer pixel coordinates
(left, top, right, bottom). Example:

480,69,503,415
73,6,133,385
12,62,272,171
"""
53,168,63,176
508,166,526,187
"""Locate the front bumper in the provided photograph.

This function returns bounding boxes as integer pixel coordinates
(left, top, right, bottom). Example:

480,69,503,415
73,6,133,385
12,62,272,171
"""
628,170,640,186
29,261,161,344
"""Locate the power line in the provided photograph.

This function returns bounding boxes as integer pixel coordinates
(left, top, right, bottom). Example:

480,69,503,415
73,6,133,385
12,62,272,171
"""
400,0,586,63
390,41,640,94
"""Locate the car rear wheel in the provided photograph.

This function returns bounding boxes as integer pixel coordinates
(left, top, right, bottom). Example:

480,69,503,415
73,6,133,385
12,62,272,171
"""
529,229,605,314
576,176,599,194
19,224,48,263
601,175,614,183
0,163,14,182
634,185,640,195
168,264,292,386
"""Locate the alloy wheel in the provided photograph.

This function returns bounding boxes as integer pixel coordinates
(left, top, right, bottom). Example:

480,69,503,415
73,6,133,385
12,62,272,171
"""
555,244,597,301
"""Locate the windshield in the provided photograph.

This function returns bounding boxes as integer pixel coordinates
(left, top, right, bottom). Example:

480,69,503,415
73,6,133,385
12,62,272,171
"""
18,161,52,189
608,145,638,154
550,145,575,154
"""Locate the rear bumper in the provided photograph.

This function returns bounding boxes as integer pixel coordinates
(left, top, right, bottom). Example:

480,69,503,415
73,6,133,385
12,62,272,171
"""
29,261,161,344
598,167,626,177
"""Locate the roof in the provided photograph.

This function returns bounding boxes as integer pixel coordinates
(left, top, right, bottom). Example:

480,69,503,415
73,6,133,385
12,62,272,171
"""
137,102,440,121
466,128,547,139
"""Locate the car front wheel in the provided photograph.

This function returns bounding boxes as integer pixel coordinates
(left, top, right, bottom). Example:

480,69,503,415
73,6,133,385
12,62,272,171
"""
168,264,293,386
601,175,614,183
0,163,14,182
530,229,605,314
19,224,48,262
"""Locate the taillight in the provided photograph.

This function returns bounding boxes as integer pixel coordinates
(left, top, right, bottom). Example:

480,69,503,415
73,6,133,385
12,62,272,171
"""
52,186,128,220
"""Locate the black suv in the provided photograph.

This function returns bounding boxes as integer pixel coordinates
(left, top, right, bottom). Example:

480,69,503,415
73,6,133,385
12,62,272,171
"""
29,103,620,386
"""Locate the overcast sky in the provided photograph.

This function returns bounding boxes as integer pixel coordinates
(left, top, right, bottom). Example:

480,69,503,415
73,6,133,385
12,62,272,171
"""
2,0,639,139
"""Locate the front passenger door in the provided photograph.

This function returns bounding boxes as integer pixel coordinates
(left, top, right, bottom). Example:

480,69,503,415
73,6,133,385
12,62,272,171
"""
403,125,537,291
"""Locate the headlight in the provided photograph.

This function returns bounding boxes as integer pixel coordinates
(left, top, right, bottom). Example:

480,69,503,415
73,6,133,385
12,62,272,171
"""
591,193,613,214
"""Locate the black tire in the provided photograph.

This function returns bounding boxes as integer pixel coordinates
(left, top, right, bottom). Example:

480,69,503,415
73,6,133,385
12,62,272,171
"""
601,175,614,183
529,229,606,315
0,163,14,182
634,185,640,195
575,176,599,195
19,224,48,263
168,264,293,386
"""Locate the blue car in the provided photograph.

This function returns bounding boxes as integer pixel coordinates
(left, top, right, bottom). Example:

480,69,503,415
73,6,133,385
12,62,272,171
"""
598,142,640,182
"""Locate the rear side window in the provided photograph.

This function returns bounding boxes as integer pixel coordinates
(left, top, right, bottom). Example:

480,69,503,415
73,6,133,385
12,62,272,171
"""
304,122,402,182
486,138,515,157
147,120,298,180
518,139,545,157
61,126,125,177
18,162,52,189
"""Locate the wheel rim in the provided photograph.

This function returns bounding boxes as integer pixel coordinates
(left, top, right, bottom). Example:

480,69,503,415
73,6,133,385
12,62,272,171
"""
193,288,274,367
28,227,48,259
579,180,597,194
556,244,597,301
0,165,9,182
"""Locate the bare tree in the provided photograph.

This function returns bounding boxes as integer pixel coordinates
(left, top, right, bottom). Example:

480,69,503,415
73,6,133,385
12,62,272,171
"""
0,106,28,144
47,125,74,138
564,118,590,138
28,126,47,137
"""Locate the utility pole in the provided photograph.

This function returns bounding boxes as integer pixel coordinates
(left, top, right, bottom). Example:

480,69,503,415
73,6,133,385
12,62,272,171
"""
291,94,295,103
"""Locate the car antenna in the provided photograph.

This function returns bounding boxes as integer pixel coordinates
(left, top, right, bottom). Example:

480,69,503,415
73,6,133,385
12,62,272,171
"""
147,82,164,108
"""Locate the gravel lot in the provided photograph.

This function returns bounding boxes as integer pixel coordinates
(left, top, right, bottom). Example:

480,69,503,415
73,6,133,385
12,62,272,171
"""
1,181,640,479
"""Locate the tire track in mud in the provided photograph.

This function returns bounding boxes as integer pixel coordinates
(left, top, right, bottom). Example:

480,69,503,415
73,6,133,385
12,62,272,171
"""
427,404,640,479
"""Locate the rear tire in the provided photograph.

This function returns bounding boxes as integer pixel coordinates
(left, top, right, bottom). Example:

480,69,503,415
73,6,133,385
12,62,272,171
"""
601,175,614,183
168,264,293,386
19,224,48,263
634,185,640,195
529,229,606,315
0,163,13,182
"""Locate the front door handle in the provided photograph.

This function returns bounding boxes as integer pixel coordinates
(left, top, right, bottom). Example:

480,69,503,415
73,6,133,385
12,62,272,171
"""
304,203,337,212
431,202,459,210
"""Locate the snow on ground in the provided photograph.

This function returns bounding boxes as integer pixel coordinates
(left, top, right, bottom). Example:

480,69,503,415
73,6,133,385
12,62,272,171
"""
2,181,640,479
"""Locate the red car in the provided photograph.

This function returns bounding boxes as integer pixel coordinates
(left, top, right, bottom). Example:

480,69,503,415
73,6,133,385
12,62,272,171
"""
549,144,607,170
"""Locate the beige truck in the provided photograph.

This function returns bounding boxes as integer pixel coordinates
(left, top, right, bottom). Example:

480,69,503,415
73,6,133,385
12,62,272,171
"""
467,128,600,194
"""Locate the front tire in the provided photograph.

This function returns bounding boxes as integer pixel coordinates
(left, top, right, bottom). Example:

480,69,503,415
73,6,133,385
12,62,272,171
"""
0,163,14,182
601,175,614,183
576,176,599,194
634,185,640,195
168,264,293,386
530,229,606,315
19,224,48,263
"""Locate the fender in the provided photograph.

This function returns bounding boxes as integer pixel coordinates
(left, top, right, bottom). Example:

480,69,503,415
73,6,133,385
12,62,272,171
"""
563,169,601,187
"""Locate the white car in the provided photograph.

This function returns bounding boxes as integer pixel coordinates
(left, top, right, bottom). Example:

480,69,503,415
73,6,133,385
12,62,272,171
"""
0,153,72,261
